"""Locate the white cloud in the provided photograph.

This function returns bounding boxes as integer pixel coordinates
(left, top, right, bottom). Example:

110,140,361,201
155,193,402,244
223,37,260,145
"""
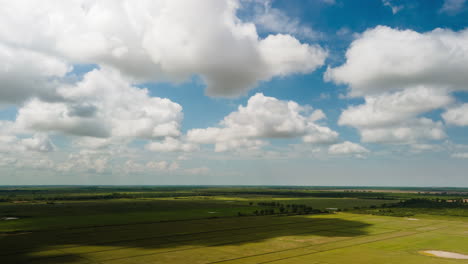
359,118,446,144
56,152,109,173
16,68,183,140
410,143,442,153
0,122,57,154
325,26,468,97
339,87,453,129
251,0,320,40
147,161,179,171
73,137,117,150
187,93,338,151
443,103,468,126
20,134,55,152
338,87,451,143
16,158,55,170
440,0,466,14
0,0,326,98
327,26,468,144
0,43,70,104
382,0,403,14
328,141,369,155
124,160,179,173
0,121,20,152
146,137,198,152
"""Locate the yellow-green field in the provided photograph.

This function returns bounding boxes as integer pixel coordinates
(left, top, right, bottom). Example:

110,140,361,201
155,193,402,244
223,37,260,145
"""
2,212,467,264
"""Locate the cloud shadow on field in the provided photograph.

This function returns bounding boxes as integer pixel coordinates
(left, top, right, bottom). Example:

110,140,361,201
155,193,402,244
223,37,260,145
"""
0,215,372,263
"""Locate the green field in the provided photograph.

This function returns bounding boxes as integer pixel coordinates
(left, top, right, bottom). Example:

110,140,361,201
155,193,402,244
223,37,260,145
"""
0,187,467,263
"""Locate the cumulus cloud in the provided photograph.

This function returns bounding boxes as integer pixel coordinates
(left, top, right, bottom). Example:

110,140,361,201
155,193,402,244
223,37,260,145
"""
328,141,369,155
16,68,183,139
338,87,451,143
327,26,468,144
187,93,338,151
20,134,55,153
325,26,468,97
443,104,468,126
0,43,70,104
339,87,453,129
0,122,56,153
0,0,326,98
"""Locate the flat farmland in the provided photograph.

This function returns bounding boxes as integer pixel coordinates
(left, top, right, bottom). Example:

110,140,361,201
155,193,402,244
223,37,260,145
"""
1,212,467,264
1,187,467,264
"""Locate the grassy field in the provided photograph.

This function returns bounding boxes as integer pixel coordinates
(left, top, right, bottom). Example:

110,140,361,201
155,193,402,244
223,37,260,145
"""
0,187,467,263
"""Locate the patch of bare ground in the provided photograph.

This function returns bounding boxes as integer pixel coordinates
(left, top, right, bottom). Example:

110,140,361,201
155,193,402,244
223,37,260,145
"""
420,250,468,259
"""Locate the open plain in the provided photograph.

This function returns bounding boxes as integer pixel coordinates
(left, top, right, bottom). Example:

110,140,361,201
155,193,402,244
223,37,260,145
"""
1,187,467,264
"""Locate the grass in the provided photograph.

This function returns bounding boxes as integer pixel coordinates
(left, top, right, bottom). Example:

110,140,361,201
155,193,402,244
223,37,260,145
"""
0,187,467,263
0,196,397,232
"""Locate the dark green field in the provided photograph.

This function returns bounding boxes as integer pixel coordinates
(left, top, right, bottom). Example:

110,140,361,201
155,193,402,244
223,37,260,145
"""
1,186,467,263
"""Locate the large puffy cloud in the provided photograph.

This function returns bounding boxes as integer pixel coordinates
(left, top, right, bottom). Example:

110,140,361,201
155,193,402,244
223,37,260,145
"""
0,43,70,103
16,68,183,139
187,93,338,151
0,121,55,153
443,104,468,126
339,87,453,129
339,87,452,143
0,0,326,99
325,26,468,97
327,26,468,144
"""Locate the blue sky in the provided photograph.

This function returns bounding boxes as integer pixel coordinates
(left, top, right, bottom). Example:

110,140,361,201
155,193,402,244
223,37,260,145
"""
0,0,467,186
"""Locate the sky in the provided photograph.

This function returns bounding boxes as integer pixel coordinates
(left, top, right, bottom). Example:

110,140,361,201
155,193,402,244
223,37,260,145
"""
0,0,468,186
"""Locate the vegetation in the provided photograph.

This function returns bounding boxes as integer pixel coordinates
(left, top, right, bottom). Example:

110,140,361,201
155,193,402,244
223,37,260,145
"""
352,198,468,217
0,186,467,263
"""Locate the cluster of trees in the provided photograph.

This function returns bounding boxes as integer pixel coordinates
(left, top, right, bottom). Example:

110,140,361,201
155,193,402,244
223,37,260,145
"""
387,198,468,208
0,192,212,202
351,198,468,217
237,202,330,217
